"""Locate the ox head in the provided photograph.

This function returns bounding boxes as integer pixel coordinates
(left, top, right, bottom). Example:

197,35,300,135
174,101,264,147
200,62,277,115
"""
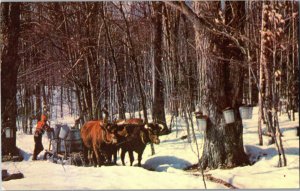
105,124,119,144
107,123,129,143
144,123,164,144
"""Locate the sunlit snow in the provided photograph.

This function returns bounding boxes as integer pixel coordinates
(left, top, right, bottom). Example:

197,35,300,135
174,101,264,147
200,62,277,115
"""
2,105,299,189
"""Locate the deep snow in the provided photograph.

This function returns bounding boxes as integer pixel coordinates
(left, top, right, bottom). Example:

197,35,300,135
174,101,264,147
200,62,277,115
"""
1,105,299,189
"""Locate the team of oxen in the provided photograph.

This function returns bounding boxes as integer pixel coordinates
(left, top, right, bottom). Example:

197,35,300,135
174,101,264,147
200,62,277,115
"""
80,117,164,167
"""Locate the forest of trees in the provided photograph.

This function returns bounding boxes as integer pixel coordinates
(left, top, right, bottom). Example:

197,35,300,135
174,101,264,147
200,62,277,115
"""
1,1,299,170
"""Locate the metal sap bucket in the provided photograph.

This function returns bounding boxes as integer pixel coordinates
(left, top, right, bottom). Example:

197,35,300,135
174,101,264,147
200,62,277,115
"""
248,106,253,119
54,124,61,138
59,125,70,139
66,128,82,153
51,139,59,154
47,124,62,140
239,106,253,119
5,127,13,138
198,118,207,131
46,131,54,140
223,109,235,124
59,140,66,153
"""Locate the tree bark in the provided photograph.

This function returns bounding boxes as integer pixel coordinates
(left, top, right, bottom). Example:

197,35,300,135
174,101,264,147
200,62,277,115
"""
192,1,250,170
298,1,300,119
258,1,267,146
1,2,21,155
60,85,63,118
152,2,167,132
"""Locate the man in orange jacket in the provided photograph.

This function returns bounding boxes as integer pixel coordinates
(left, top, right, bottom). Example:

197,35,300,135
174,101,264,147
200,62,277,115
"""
33,114,53,160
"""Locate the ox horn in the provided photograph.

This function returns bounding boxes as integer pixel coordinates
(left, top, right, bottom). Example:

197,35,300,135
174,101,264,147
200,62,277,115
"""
144,124,149,129
158,124,164,131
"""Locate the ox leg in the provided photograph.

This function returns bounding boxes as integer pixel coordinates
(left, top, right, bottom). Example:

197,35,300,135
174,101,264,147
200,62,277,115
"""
121,149,126,166
129,151,134,166
107,152,117,165
93,145,102,167
113,151,117,165
138,152,143,167
106,154,111,164
109,147,117,165
82,144,90,166
92,151,97,167
100,153,106,165
88,150,94,166
106,152,112,165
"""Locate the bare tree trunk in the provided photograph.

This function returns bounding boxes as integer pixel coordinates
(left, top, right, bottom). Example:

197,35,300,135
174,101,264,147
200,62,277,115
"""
195,1,249,170
42,80,48,116
260,1,286,167
36,83,42,120
1,2,21,155
258,2,266,146
152,1,167,129
183,110,191,143
118,2,149,124
100,2,126,119
60,85,63,118
82,86,91,121
24,85,31,134
298,0,300,122
75,84,84,126
85,56,97,119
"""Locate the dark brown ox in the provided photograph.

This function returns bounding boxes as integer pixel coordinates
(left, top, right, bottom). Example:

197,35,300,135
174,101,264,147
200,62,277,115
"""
104,118,144,164
80,120,118,167
118,123,163,166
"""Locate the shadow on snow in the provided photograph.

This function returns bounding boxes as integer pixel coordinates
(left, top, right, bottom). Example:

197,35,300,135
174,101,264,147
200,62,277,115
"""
143,155,192,172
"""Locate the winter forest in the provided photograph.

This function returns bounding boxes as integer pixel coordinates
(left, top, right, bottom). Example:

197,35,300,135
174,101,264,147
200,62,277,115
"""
1,1,299,190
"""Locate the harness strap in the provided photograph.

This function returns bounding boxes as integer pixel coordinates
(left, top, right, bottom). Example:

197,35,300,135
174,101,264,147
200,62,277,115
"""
116,139,130,146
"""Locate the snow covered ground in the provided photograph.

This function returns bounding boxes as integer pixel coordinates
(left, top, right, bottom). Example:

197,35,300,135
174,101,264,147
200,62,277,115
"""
2,107,299,189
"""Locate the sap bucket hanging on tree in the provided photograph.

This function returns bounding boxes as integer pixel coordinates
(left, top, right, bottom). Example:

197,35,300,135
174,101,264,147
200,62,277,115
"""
239,105,253,119
5,127,13,138
195,111,207,131
223,108,235,124
248,106,253,118
198,118,207,131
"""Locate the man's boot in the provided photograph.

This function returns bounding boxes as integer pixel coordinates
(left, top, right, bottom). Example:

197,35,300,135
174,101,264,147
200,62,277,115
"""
32,150,38,160
32,154,37,160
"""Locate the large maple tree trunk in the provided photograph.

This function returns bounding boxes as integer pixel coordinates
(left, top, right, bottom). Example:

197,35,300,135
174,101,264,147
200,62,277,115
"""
196,1,250,170
1,2,21,155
